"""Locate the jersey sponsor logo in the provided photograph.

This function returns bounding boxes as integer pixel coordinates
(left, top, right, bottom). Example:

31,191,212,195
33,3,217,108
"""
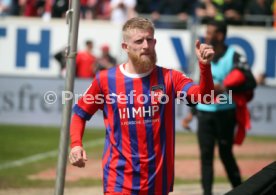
118,105,159,119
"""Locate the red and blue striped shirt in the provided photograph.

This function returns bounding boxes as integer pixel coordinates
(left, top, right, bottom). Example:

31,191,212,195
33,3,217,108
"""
71,63,213,195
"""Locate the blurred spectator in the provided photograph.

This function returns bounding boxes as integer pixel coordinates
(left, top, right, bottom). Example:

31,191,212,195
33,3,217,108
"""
223,0,246,25
135,0,160,14
95,44,117,72
54,47,67,77
18,0,52,19
10,0,20,16
52,0,68,18
36,0,52,21
110,0,137,24
0,0,12,16
80,0,97,19
255,73,266,85
274,0,276,28
196,0,224,23
42,0,52,21
196,0,245,25
19,0,38,16
151,0,197,29
245,0,273,26
196,20,245,195
182,107,197,131
95,0,111,20
76,40,97,79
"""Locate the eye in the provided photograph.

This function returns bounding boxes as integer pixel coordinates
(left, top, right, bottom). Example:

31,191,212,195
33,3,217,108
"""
135,39,143,44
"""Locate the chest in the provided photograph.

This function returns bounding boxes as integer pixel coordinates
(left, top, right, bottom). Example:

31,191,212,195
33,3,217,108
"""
102,76,173,118
211,49,235,84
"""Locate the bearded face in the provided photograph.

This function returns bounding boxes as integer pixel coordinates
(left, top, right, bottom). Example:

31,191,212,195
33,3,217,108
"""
128,49,157,71
205,25,225,48
123,28,157,72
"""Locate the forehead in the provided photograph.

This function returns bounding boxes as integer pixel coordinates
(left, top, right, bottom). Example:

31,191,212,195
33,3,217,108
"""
125,28,154,40
207,25,217,33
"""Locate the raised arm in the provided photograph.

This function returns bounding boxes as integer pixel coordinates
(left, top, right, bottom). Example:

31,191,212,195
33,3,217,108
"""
186,40,215,103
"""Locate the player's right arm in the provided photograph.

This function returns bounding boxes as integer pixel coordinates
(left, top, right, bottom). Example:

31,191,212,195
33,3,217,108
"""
69,113,87,167
69,75,103,168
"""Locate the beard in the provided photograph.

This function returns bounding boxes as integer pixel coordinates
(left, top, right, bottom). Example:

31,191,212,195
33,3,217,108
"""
209,39,219,47
129,50,157,72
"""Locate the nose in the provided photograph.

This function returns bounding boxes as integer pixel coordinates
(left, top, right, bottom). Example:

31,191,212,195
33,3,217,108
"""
142,39,149,49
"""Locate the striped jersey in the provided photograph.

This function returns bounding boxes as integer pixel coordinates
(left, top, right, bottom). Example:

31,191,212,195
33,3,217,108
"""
72,64,211,195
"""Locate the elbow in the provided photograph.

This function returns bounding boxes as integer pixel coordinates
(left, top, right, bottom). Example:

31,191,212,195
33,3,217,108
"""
197,89,214,104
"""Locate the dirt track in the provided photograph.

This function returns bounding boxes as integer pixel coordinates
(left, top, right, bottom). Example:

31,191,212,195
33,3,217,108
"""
0,184,231,195
29,142,276,182
4,138,275,195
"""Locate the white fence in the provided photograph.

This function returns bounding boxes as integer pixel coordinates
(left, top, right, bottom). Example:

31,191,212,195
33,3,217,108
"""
0,17,276,85
0,17,276,135
0,77,275,136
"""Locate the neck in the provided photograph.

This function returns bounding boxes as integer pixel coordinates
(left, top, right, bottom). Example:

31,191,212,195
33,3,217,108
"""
214,44,226,57
212,44,227,62
125,61,154,74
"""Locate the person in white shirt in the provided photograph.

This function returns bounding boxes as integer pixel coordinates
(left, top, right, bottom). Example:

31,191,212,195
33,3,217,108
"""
110,0,137,24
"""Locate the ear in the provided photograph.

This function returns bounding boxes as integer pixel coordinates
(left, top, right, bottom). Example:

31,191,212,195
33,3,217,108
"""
122,42,128,51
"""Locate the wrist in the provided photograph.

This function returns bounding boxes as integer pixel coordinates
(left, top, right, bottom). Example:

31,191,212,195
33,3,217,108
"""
199,61,211,70
71,146,83,153
70,142,83,149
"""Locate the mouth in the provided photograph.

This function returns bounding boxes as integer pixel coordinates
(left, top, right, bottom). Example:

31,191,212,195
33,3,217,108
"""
141,53,150,56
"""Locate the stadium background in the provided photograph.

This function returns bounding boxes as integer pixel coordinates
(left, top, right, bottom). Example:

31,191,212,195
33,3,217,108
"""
0,7,276,195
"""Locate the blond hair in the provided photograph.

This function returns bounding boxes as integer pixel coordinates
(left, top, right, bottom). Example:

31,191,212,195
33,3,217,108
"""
122,17,155,41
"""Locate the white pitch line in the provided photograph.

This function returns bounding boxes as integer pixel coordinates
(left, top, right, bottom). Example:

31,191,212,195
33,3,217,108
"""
0,138,105,170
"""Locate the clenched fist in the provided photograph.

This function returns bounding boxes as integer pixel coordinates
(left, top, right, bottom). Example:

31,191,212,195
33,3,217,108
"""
69,146,88,168
195,40,215,65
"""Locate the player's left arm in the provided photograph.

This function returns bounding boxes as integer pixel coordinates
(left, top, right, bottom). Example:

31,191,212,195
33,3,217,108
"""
174,40,214,104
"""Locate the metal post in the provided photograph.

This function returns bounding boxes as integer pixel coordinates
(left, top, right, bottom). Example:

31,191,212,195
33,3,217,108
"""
54,0,80,195
187,16,199,81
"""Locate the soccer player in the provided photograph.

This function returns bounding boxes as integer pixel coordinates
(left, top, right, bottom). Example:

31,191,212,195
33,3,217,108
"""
69,17,214,195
